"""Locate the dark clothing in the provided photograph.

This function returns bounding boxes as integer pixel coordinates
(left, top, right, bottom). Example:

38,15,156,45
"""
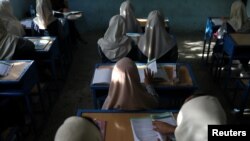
50,0,68,11
97,44,138,63
12,38,35,60
33,19,66,53
213,23,235,53
137,45,178,63
0,97,25,130
213,22,249,71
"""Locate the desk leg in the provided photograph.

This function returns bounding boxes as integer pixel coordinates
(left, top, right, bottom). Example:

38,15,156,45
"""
24,95,35,131
206,38,212,64
239,83,250,117
201,39,207,62
91,89,98,109
224,58,233,89
50,59,57,80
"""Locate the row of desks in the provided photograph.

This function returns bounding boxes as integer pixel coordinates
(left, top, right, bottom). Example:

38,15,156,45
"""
202,17,250,117
91,63,198,109
77,109,178,141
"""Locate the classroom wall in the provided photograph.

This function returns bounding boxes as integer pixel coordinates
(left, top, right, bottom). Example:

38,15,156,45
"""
69,0,235,33
10,0,34,19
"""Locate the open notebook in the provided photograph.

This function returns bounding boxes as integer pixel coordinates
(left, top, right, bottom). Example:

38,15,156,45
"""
91,62,172,84
130,112,176,141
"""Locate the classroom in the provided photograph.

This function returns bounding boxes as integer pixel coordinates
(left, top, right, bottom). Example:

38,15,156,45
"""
0,0,250,141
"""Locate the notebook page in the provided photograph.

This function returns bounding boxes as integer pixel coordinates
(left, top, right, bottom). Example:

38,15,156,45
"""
92,68,112,84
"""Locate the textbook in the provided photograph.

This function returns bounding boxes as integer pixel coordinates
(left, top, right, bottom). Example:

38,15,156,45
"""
0,62,13,77
138,60,169,82
92,68,112,84
130,112,176,141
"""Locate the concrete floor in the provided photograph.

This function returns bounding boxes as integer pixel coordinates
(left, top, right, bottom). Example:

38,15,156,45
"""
23,31,248,141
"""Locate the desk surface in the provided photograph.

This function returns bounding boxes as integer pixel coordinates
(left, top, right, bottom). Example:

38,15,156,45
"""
137,18,169,27
0,60,33,82
24,36,56,52
91,63,196,88
230,34,250,46
78,110,176,141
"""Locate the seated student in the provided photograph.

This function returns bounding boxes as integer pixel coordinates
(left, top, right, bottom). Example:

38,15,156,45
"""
33,0,70,60
50,0,69,12
102,57,158,110
97,15,136,63
153,95,227,141
119,1,142,33
33,0,64,39
54,116,102,141
138,10,178,63
0,0,25,36
0,18,35,60
213,0,250,71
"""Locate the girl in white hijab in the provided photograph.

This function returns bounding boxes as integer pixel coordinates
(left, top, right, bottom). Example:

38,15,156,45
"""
97,15,133,62
0,18,17,60
228,0,249,32
120,0,142,33
138,10,178,63
0,0,25,36
153,95,227,141
0,18,35,60
213,0,250,70
102,57,158,110
33,0,57,30
54,116,102,141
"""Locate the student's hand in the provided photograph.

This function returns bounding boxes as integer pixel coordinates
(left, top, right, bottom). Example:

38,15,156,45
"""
152,121,176,134
144,68,154,85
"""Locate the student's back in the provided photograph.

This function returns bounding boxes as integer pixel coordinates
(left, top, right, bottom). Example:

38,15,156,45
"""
0,18,35,60
102,57,158,110
0,0,25,36
138,10,178,63
97,15,134,63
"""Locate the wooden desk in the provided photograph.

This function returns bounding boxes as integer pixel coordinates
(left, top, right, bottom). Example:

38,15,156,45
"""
77,109,177,141
137,18,170,32
137,18,169,27
222,33,250,88
24,36,59,80
201,17,228,63
25,36,56,52
0,60,40,127
90,63,198,109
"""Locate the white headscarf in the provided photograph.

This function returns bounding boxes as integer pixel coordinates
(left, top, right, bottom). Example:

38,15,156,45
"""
97,15,132,62
228,0,248,31
0,18,18,60
138,10,176,61
54,116,102,141
102,57,158,110
120,1,142,33
175,96,227,141
0,0,25,36
33,0,57,29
